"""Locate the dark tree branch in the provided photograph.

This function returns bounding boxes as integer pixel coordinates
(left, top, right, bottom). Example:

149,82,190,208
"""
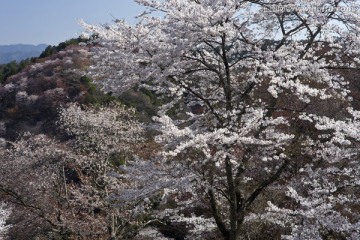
208,188,229,239
244,160,289,209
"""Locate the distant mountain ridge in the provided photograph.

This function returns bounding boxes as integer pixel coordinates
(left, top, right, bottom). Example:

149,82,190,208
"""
0,44,48,64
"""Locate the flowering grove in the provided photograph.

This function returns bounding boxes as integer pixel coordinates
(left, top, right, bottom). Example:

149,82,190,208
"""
0,0,360,239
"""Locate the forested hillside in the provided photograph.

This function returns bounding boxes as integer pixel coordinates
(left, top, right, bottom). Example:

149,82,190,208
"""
0,44,93,140
1,0,360,240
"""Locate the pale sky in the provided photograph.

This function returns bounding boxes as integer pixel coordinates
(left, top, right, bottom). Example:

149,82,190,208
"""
0,0,145,45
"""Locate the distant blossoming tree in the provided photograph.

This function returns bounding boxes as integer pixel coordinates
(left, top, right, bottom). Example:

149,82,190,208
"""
0,103,146,239
0,202,10,238
80,0,360,239
58,102,145,239
0,134,93,239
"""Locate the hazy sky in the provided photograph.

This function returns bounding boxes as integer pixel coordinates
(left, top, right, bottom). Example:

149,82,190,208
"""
0,0,145,45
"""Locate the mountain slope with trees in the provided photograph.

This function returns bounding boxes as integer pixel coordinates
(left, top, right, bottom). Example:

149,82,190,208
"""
0,41,119,141
1,0,360,239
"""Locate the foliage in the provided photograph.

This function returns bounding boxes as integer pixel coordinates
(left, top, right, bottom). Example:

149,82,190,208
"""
118,87,167,123
0,58,36,84
39,37,88,59
81,0,360,239
80,75,117,105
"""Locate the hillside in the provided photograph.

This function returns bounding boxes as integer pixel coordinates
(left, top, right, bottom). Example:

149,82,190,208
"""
0,41,158,143
0,44,48,64
0,43,115,141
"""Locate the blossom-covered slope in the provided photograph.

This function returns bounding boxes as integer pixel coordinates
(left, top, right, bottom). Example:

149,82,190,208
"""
0,44,102,140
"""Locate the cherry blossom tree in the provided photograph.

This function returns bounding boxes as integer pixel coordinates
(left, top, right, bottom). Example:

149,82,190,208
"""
80,0,360,239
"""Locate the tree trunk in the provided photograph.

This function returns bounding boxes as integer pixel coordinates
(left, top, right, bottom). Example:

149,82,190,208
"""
110,214,116,239
225,156,238,238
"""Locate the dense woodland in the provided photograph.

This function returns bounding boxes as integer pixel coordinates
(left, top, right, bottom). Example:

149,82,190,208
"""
1,0,360,239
